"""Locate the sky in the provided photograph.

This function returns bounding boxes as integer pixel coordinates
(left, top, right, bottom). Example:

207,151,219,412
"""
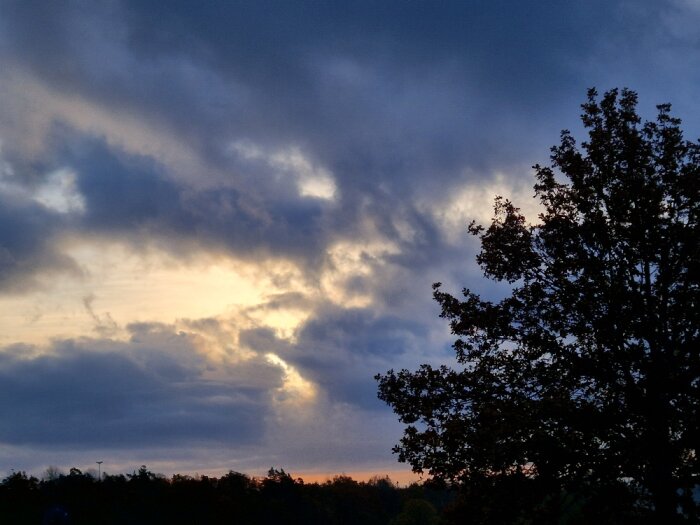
1,0,699,482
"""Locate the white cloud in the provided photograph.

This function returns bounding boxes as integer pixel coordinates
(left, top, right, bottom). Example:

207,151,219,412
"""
265,352,317,405
425,168,542,244
34,168,85,214
0,151,84,214
229,141,337,201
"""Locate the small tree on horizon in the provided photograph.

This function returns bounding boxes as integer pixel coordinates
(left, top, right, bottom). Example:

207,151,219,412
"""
377,88,699,522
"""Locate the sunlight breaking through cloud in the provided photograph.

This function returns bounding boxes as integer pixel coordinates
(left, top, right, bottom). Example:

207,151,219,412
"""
228,141,337,201
265,352,318,405
321,239,400,308
427,169,544,244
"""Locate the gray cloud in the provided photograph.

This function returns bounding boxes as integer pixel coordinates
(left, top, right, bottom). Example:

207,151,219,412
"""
0,1,650,194
1,0,696,287
63,131,331,262
82,293,119,338
0,192,78,292
0,324,281,449
0,315,412,474
240,304,433,410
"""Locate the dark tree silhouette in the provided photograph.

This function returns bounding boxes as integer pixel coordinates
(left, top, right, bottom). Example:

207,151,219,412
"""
377,88,700,523
1,465,450,525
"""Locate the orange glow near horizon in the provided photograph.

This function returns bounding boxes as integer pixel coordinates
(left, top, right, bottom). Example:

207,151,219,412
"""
293,469,423,486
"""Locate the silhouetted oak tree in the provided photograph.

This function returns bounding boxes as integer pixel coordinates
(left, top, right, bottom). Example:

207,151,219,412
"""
377,89,699,522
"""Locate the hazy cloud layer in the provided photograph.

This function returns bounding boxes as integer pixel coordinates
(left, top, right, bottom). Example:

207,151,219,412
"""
0,324,278,448
0,0,699,475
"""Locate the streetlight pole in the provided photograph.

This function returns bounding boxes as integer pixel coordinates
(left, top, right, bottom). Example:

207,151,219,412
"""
96,461,103,481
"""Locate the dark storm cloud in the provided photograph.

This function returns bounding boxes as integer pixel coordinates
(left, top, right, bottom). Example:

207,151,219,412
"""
0,192,76,292
0,124,331,290
0,0,644,198
296,307,427,358
1,0,696,284
292,312,428,409
58,130,331,263
119,0,600,191
0,324,281,448
241,305,430,409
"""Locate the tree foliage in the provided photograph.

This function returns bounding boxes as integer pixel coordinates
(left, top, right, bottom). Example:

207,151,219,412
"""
377,88,700,522
0,466,452,525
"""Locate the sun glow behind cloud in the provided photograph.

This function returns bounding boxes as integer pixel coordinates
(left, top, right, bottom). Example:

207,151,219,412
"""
0,239,308,346
426,169,544,244
321,236,402,309
0,230,410,354
0,66,541,481
265,352,317,404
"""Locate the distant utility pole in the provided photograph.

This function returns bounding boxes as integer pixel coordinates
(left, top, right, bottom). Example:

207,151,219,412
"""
96,461,103,481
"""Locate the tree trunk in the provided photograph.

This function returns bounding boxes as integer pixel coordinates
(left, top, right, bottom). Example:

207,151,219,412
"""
646,363,678,523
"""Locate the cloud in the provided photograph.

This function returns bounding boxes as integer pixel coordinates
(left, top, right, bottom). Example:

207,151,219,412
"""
0,323,280,449
0,190,78,293
82,293,119,338
2,0,695,293
0,0,609,201
239,304,433,410
0,313,415,474
47,128,331,268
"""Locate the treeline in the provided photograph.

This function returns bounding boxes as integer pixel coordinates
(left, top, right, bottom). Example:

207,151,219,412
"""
0,466,453,525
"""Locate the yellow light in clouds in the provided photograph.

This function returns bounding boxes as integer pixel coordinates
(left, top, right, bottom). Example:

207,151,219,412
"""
321,238,399,308
273,148,336,200
0,239,310,347
428,170,543,244
265,352,317,404
246,308,311,342
65,240,265,320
